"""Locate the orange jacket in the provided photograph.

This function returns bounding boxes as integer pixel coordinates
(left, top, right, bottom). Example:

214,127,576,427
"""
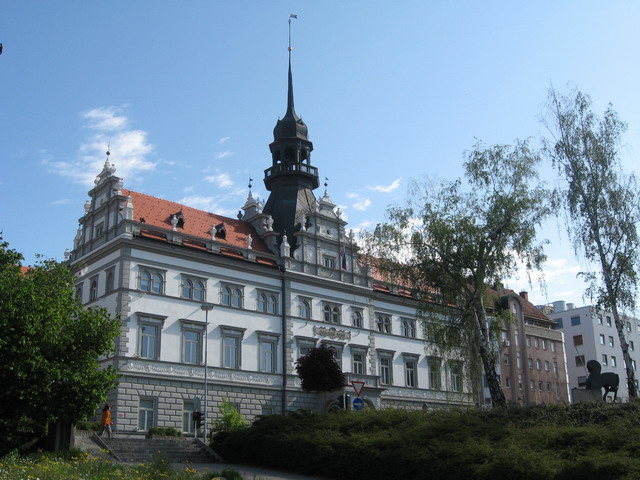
101,410,112,426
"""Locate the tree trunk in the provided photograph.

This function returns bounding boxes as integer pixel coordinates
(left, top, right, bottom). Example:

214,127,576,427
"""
474,297,506,408
610,303,638,398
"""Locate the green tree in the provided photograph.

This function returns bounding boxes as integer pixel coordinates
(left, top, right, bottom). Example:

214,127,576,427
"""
296,344,345,411
543,86,640,397
365,140,549,407
0,238,120,440
212,398,248,434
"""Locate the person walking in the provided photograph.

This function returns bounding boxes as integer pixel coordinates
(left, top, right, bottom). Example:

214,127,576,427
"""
98,404,113,438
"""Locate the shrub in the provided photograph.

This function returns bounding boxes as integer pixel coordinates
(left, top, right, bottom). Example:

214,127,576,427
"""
212,399,248,434
147,426,181,437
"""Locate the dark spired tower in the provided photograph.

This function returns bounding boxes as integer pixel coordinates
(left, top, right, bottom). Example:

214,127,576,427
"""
262,48,319,251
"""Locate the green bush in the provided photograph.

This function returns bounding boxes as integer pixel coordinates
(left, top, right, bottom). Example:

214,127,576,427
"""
74,419,100,431
212,399,248,434
213,403,640,480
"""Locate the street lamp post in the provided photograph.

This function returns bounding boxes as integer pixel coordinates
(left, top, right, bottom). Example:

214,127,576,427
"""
200,303,214,442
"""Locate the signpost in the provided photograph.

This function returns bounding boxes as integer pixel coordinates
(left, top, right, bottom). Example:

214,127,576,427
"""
351,381,365,411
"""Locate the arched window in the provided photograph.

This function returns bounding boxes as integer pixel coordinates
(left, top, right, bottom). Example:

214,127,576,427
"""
332,307,341,324
194,281,205,302
323,305,332,322
232,288,242,308
352,310,362,328
299,300,311,319
221,286,232,306
267,295,277,314
182,279,193,299
140,271,151,292
152,273,163,294
90,280,98,301
106,272,115,292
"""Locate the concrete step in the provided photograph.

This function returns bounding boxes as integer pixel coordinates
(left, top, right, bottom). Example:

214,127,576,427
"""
93,436,219,464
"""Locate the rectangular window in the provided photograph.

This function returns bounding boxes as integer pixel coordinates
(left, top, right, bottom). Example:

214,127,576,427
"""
606,316,612,327
555,318,563,328
536,359,541,370
182,400,195,434
353,353,365,374
528,358,533,369
258,333,279,373
323,256,336,269
602,354,608,366
597,314,603,325
631,341,635,351
517,357,522,369
633,360,637,371
503,354,509,365
573,335,583,346
428,357,441,390
611,356,617,367
380,356,393,385
551,341,557,353
139,315,166,360
450,361,463,392
534,338,540,348
95,222,104,237
545,361,550,371
518,374,523,390
298,339,316,359
599,334,605,345
530,380,535,391
405,357,418,387
542,339,548,350
138,399,155,431
505,377,511,388
571,316,581,326
553,362,558,376
609,336,615,347
221,326,245,369
183,330,200,364
526,336,532,347
575,355,585,367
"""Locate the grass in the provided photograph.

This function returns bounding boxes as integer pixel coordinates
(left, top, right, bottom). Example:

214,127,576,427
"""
0,449,244,480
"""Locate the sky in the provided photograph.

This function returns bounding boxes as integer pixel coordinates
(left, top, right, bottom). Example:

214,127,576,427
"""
2,1,639,310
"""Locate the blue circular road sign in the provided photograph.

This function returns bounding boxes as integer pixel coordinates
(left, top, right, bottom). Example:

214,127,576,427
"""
352,397,365,411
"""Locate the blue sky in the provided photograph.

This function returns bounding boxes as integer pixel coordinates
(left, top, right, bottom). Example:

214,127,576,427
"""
2,1,639,309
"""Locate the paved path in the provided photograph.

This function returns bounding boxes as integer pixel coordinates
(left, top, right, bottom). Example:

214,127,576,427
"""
174,462,332,480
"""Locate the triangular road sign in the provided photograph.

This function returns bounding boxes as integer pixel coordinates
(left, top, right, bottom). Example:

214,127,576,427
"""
351,380,365,397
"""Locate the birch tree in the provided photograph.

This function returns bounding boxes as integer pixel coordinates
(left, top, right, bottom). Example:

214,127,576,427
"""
543,86,640,397
365,140,549,407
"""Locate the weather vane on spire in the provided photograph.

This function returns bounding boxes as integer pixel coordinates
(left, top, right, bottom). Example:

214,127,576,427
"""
288,14,297,52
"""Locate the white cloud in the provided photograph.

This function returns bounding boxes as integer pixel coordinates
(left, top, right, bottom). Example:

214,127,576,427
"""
179,195,220,211
51,199,71,205
204,173,234,189
45,106,155,186
218,136,230,144
183,185,195,193
369,178,401,193
216,151,234,159
83,106,128,131
353,198,372,211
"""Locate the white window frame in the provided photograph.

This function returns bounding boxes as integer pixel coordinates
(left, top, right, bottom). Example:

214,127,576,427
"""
220,283,243,308
257,332,280,373
401,318,416,338
376,314,392,334
428,357,441,390
182,400,195,434
89,275,99,301
350,345,368,375
138,267,165,295
138,398,156,431
138,314,166,360
449,361,463,392
299,297,312,319
322,303,342,324
181,320,205,365
352,308,363,328
296,337,317,359
221,326,245,369
378,350,394,386
404,354,419,388
258,290,279,315
181,276,206,302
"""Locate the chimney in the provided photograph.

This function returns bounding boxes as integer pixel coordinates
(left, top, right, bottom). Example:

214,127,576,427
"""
519,291,528,302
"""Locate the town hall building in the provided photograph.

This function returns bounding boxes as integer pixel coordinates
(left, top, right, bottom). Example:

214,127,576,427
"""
68,50,565,436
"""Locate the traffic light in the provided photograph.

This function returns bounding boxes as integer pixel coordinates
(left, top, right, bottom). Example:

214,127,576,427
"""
337,394,351,410
192,411,203,428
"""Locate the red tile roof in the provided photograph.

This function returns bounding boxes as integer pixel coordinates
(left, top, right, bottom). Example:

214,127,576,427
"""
123,189,272,255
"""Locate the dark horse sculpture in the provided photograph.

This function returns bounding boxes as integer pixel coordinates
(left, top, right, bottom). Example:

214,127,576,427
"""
585,360,619,402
